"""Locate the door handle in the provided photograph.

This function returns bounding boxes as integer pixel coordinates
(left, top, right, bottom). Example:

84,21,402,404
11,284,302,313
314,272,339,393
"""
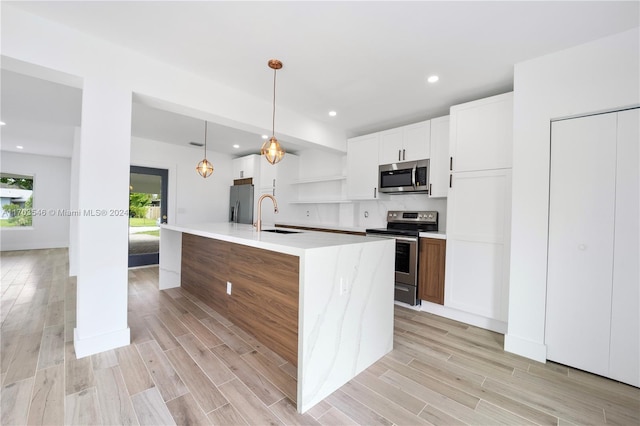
403,149,406,161
398,150,401,162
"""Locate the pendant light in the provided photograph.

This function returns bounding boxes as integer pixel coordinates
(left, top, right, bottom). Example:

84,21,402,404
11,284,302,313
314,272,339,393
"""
196,121,214,178
261,59,286,165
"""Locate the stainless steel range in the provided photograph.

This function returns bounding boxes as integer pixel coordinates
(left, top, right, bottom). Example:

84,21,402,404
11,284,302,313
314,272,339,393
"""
366,211,439,305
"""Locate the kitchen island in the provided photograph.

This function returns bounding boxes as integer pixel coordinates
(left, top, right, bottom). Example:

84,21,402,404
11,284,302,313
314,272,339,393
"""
159,222,395,413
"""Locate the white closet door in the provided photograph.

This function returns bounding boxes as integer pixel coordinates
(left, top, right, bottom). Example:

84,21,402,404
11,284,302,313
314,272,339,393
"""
546,113,617,376
609,108,640,387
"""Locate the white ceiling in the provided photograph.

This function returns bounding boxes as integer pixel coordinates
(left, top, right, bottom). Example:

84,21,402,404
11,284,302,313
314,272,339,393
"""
1,1,638,158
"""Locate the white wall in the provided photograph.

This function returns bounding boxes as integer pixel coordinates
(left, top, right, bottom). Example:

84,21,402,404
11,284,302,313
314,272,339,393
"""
506,27,640,361
130,137,234,225
0,151,71,251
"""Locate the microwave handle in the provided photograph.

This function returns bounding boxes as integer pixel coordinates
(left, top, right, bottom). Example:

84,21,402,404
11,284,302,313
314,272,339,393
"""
411,166,417,187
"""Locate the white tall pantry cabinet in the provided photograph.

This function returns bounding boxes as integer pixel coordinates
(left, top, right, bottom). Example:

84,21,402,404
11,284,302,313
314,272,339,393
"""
546,108,639,388
444,93,513,332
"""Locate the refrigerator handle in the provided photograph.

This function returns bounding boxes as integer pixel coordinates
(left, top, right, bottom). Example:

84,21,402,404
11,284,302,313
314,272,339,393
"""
235,201,240,223
230,205,235,222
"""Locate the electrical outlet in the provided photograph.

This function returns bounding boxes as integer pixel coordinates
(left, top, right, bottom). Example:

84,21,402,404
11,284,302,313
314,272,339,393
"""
226,281,232,295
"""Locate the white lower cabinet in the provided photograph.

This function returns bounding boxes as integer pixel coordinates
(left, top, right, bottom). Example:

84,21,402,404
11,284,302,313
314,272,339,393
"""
546,108,639,387
444,169,512,325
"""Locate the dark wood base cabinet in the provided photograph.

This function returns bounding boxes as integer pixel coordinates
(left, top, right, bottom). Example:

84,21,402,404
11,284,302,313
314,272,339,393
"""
418,238,446,305
181,233,299,366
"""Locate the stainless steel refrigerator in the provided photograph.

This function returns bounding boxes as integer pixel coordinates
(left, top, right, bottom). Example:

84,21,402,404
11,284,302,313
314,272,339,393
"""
229,184,254,224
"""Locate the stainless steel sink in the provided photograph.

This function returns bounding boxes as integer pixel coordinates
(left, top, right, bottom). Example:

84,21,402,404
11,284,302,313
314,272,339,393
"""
262,229,301,234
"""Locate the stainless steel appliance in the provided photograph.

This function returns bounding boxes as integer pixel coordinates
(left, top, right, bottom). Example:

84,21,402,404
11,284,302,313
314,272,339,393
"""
366,210,438,305
379,159,430,194
229,184,254,224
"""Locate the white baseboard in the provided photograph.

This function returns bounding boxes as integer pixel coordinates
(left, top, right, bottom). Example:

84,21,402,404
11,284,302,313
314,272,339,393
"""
74,327,130,359
420,300,508,334
504,334,547,363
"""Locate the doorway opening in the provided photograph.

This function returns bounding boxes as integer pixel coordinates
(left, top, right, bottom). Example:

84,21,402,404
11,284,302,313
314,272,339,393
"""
129,166,168,267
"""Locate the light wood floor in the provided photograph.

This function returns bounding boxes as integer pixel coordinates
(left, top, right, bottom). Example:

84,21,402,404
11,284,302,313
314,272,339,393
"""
1,248,638,425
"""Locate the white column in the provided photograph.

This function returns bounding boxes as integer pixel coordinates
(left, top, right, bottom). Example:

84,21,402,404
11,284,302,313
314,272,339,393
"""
74,77,131,358
69,126,81,277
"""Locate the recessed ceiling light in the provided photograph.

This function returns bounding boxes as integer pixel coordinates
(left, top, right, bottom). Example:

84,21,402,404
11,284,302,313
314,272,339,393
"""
261,135,268,139
233,144,240,149
329,111,337,117
16,145,23,150
427,75,439,83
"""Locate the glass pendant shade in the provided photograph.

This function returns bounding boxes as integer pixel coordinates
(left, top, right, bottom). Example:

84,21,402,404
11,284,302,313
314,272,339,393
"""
261,136,285,165
196,158,214,178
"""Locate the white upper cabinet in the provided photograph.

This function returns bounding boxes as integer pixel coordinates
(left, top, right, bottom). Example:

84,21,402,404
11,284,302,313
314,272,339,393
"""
347,133,380,200
232,154,260,180
449,92,513,172
428,115,450,198
379,120,430,164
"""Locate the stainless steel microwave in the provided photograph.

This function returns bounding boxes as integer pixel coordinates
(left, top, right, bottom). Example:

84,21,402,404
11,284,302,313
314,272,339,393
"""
379,159,430,194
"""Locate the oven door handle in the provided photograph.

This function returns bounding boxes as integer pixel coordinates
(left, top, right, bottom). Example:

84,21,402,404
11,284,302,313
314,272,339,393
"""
367,234,417,243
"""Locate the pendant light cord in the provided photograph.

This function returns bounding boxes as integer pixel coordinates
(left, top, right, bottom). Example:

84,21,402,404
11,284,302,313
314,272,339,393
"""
272,68,277,138
204,121,208,156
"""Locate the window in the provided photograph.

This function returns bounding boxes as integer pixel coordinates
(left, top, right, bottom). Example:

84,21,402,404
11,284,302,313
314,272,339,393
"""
1,174,34,227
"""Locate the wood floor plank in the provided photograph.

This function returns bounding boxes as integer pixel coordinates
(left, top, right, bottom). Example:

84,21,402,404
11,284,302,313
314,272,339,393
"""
94,365,139,425
178,312,223,348
323,389,392,426
37,323,65,370
166,393,210,426
27,364,65,425
91,349,118,370
352,369,426,415
475,399,539,426
0,377,34,426
0,328,20,375
4,330,42,385
65,387,101,426
136,340,189,402
380,369,495,426
316,406,360,425
211,343,286,406
379,357,480,410
175,332,235,385
143,314,179,351
131,387,176,426
270,397,322,425
115,344,155,396
217,378,283,426
340,379,432,426
64,341,95,395
199,316,253,355
229,323,288,366
165,345,227,413
241,349,297,402
156,308,190,338
483,377,605,425
207,402,250,425
418,404,467,426
44,300,65,326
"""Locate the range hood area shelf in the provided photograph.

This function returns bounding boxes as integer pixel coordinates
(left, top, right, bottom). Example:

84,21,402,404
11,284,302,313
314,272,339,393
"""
291,174,349,205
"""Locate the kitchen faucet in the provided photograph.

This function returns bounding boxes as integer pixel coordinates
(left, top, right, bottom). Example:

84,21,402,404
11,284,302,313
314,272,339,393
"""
254,194,278,232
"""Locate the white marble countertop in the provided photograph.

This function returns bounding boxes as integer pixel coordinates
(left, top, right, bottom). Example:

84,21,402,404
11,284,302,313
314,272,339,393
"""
419,231,447,240
161,222,384,257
